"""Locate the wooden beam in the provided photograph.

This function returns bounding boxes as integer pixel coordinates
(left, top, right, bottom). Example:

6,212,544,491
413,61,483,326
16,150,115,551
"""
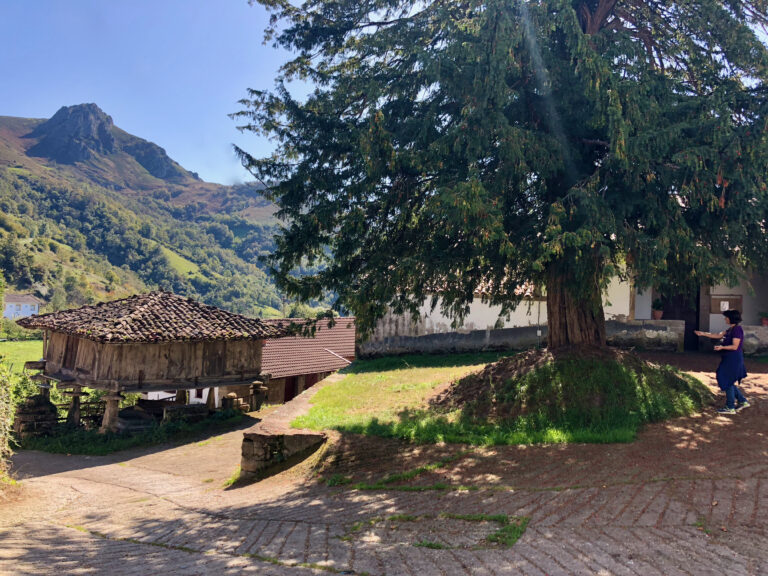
118,378,263,394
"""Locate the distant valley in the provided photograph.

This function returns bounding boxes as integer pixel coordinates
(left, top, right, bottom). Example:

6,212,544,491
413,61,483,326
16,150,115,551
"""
0,103,286,317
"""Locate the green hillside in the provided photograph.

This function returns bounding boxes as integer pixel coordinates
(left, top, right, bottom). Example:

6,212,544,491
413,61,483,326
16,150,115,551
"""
0,104,285,316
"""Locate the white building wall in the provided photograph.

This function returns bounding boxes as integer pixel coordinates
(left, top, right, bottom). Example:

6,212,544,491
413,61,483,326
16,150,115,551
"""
3,302,39,319
407,276,633,333
634,288,653,320
709,276,768,333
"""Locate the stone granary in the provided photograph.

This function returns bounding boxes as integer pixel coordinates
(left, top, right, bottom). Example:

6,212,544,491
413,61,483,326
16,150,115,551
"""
16,291,287,432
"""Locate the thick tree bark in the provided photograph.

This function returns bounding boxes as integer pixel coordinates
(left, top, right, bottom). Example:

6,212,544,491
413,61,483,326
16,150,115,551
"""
546,266,607,349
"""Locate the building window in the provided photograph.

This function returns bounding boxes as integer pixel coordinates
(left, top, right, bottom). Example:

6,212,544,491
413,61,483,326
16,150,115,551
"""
195,388,204,399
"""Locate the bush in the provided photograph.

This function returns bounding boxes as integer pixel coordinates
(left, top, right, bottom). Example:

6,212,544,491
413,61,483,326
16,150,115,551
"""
1,319,42,341
0,363,13,479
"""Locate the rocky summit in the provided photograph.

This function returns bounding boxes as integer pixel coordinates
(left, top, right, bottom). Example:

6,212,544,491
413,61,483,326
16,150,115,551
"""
25,103,188,181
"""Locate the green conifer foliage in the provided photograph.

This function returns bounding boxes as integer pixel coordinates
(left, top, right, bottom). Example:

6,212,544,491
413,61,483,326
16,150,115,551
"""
236,0,768,347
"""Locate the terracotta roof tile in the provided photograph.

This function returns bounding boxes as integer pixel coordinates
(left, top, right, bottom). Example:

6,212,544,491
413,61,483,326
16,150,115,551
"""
16,292,286,343
261,318,356,379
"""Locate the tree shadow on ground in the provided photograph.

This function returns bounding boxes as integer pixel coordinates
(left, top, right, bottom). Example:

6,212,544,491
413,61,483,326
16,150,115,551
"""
343,351,515,374
9,414,260,480
639,350,768,374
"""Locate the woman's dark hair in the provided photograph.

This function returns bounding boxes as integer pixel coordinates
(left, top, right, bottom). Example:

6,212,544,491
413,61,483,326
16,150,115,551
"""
723,309,742,325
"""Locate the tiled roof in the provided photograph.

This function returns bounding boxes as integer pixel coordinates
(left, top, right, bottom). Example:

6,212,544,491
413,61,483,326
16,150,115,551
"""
5,294,43,305
261,318,356,379
16,291,287,343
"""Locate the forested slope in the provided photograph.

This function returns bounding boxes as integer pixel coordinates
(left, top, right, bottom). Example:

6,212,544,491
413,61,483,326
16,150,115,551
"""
0,104,284,317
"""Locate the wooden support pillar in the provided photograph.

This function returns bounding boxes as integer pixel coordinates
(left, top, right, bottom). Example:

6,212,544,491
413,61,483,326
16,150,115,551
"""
66,386,82,426
175,389,188,404
99,393,122,434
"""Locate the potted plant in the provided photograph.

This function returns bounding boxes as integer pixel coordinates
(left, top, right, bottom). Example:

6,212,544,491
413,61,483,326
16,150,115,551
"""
760,312,768,327
651,298,664,320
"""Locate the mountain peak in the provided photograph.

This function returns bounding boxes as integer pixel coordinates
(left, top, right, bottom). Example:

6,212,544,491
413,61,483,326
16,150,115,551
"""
28,104,117,163
23,103,189,182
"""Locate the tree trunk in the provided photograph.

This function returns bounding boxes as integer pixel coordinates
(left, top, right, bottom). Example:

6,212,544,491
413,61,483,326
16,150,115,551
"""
546,265,607,349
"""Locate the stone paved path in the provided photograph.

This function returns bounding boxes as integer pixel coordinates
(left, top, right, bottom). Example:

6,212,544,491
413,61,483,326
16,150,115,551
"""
2,355,768,575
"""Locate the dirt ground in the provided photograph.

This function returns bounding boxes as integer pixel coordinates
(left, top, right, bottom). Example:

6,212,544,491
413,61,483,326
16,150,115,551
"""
2,351,768,575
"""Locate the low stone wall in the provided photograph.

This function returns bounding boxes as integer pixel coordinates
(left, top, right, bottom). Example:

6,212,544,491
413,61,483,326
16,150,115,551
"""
741,325,768,355
241,430,326,476
358,319,686,357
606,319,685,352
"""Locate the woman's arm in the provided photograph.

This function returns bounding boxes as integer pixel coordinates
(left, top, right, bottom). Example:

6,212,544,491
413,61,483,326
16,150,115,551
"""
694,330,725,339
715,337,741,351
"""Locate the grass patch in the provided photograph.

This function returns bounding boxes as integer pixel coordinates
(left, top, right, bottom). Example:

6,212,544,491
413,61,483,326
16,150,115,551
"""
389,514,421,522
292,352,511,433
0,341,43,377
486,517,529,547
222,466,241,488
326,473,353,486
694,517,712,535
440,512,529,547
0,473,17,486
294,349,711,446
159,245,200,277
413,539,448,549
21,409,244,455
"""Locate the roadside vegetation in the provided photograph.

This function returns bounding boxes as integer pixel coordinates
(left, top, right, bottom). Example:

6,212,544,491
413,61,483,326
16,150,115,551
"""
0,362,14,484
21,409,245,456
293,350,712,445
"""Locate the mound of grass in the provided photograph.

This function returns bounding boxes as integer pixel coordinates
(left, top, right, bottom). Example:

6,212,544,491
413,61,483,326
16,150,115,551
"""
21,409,244,455
295,348,712,445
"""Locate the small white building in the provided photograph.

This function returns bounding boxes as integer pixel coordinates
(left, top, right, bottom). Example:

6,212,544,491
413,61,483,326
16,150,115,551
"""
3,294,43,319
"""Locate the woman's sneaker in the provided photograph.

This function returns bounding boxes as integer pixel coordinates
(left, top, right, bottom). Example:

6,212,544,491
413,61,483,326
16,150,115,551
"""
717,407,737,414
736,400,751,411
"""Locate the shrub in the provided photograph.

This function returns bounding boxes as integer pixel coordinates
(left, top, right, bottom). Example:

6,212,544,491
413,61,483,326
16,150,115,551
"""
0,362,14,479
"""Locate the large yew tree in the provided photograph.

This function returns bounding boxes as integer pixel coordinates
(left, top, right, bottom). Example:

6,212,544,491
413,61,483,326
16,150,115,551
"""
236,0,768,348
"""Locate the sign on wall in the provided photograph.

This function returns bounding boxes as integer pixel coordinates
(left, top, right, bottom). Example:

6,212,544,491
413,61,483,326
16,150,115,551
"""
710,295,743,313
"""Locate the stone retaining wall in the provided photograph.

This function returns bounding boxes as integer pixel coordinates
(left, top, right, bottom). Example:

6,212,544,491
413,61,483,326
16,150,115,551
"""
740,325,768,355
358,319,687,357
241,430,326,477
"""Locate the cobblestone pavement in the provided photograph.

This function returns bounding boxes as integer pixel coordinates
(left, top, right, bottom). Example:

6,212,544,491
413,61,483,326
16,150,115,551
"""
2,359,768,575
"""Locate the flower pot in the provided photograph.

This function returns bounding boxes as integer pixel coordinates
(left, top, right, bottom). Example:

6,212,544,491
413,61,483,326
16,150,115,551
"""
652,309,664,320
761,317,768,327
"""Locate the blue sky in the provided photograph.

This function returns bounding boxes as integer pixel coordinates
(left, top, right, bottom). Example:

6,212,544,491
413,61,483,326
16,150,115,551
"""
0,0,296,184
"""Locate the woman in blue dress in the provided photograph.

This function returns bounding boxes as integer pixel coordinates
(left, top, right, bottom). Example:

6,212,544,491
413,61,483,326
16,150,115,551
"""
695,310,750,414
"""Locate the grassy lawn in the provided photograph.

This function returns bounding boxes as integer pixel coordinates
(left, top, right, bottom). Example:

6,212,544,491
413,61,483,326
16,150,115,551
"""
292,352,512,438
0,340,43,377
292,351,710,446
